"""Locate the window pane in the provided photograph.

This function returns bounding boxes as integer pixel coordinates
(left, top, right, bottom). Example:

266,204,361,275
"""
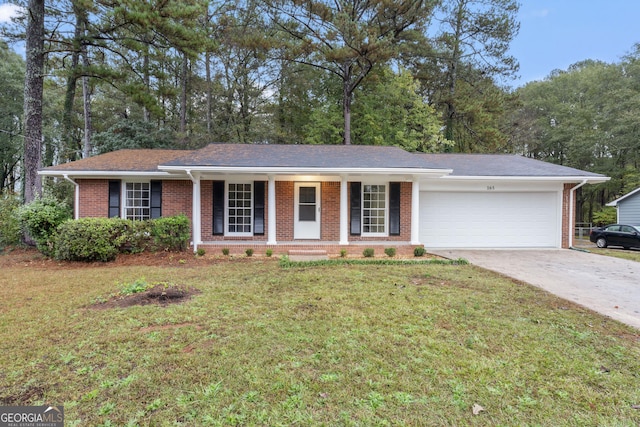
227,183,252,234
299,187,316,204
361,184,386,234
124,182,150,220
299,205,316,221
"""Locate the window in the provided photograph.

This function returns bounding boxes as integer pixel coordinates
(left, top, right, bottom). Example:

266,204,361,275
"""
227,183,252,234
362,184,386,235
124,182,150,220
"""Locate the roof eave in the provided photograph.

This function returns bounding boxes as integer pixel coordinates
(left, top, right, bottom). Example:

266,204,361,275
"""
440,175,610,183
606,186,640,206
38,170,174,178
158,165,453,177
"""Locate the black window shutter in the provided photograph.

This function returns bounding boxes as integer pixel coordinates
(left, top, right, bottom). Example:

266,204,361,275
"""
389,182,401,236
350,182,361,235
108,180,121,218
150,180,162,219
213,181,225,235
253,181,265,235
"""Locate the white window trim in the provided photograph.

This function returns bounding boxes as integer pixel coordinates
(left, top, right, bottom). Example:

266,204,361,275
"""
361,183,389,237
122,180,151,221
225,181,254,237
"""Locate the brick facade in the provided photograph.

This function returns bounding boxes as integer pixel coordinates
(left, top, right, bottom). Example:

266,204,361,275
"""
75,178,574,251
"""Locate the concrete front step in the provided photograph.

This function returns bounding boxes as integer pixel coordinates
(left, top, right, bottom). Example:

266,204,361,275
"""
287,249,329,261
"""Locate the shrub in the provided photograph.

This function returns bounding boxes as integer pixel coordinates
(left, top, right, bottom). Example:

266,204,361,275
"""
384,247,396,257
196,248,206,256
592,207,617,226
245,248,254,257
120,278,150,295
150,214,190,251
53,218,127,262
414,246,426,257
222,248,230,256
340,249,347,258
363,248,375,258
266,248,273,257
18,195,72,254
0,193,21,247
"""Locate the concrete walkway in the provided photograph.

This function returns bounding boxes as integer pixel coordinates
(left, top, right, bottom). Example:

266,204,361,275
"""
429,249,640,330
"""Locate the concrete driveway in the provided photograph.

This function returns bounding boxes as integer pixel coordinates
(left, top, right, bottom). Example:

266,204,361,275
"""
430,249,640,330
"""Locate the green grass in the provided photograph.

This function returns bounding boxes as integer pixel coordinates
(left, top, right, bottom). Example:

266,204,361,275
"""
1,256,639,426
574,238,640,262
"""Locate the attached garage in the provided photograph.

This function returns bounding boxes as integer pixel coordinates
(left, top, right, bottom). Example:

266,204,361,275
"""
420,190,561,248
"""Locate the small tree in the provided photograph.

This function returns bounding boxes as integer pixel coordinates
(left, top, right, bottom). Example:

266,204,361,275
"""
18,195,72,254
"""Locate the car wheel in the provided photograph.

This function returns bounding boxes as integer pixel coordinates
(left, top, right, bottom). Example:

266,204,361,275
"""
596,237,607,248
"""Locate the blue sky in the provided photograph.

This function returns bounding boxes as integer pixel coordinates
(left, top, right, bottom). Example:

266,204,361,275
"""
509,1,640,87
2,1,639,89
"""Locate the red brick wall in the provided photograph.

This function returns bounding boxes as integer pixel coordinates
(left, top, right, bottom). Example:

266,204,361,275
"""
348,181,412,242
205,180,268,242
163,180,192,217
276,181,294,241
76,178,413,243
321,182,341,240
77,179,109,218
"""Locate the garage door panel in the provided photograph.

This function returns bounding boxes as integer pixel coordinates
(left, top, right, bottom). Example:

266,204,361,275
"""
420,192,559,248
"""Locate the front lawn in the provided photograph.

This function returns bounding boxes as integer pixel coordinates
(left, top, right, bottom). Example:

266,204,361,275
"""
0,251,638,426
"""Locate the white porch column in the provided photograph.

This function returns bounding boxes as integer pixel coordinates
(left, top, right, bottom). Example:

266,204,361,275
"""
188,171,201,252
267,175,277,245
411,177,421,245
340,175,349,245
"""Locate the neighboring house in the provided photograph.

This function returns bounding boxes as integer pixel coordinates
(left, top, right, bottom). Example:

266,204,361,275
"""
39,144,608,254
606,187,640,224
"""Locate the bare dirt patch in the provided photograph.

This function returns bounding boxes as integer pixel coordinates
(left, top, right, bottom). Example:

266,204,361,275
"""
89,284,201,309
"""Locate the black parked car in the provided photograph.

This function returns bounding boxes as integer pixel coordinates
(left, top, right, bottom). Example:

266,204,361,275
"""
589,224,640,249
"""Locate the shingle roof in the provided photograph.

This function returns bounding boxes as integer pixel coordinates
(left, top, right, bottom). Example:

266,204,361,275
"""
162,143,431,169
41,149,190,172
419,154,605,177
40,144,607,179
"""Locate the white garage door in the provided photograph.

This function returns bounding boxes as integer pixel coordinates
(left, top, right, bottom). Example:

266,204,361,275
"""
420,192,559,248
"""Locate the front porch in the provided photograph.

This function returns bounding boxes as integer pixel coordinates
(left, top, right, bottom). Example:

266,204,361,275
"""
193,241,422,258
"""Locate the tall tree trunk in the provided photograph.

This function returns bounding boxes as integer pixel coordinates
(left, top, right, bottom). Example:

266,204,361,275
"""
205,50,212,135
62,12,81,162
81,44,92,158
23,0,45,205
180,53,188,136
143,47,150,122
342,62,352,145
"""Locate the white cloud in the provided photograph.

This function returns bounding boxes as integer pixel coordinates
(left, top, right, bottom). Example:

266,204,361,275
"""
0,3,22,23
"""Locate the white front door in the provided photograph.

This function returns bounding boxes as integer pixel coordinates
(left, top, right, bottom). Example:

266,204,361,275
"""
294,182,321,239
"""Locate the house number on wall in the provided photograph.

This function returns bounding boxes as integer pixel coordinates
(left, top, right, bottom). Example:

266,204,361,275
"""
486,186,495,191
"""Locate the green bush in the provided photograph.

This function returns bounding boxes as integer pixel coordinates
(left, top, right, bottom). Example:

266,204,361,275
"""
363,248,375,258
150,214,190,251
384,247,396,257
18,195,72,254
54,218,128,262
592,207,617,226
0,193,21,247
340,249,347,258
53,215,190,262
414,246,426,257
222,248,230,256
245,248,254,257
196,248,206,256
266,248,273,257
